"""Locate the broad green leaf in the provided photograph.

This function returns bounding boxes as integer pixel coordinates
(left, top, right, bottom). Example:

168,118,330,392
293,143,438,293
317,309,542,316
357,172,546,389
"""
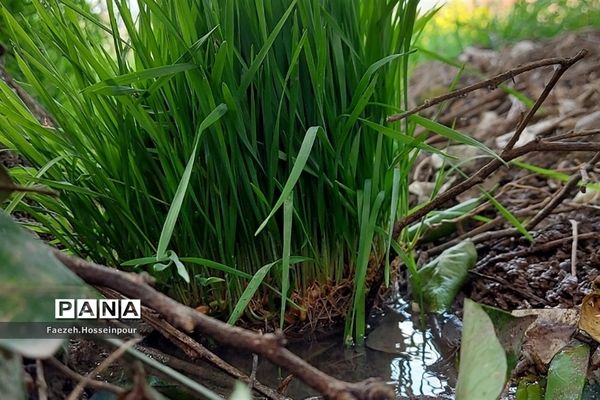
0,212,95,358
456,299,507,400
546,341,590,400
418,240,477,311
482,305,536,374
255,127,321,236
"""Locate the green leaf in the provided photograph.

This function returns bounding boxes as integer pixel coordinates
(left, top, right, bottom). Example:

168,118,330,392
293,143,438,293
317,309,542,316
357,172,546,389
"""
229,381,253,400
195,276,225,287
418,240,477,311
456,299,507,400
279,194,293,330
516,380,542,400
255,127,321,236
482,305,536,374
121,255,169,267
546,341,590,400
227,262,276,325
168,251,190,283
238,0,297,94
181,257,253,280
0,212,95,358
153,262,171,272
385,168,401,287
83,63,198,94
0,165,56,203
156,104,227,258
406,197,482,242
409,114,501,162
483,191,533,242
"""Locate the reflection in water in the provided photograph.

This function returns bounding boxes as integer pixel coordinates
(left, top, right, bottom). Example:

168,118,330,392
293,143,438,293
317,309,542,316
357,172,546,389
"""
387,319,455,398
214,298,459,399
365,300,458,399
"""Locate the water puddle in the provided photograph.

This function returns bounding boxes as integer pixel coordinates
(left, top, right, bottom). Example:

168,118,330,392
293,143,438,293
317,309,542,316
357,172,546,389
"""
215,298,460,399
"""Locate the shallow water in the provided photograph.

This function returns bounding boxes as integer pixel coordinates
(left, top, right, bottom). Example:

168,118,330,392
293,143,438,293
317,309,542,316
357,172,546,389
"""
216,299,460,399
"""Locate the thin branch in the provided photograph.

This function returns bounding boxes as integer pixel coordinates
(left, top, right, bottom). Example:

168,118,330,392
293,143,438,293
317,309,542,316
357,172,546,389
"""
135,346,230,390
551,129,600,141
473,232,599,272
0,184,58,197
52,250,393,400
470,271,549,305
570,219,579,277
141,308,285,400
392,139,600,239
526,152,600,229
386,50,587,123
99,285,282,399
35,359,48,400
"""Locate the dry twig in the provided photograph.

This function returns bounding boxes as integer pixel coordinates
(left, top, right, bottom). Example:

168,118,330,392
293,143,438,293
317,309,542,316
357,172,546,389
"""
52,250,393,400
387,50,587,123
35,359,48,400
391,50,588,240
570,219,579,277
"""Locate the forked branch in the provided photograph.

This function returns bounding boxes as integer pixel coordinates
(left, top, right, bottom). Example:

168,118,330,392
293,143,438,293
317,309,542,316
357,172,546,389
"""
389,49,588,239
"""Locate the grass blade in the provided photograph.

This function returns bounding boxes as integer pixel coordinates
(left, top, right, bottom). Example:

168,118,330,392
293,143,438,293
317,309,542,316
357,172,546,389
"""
255,126,320,236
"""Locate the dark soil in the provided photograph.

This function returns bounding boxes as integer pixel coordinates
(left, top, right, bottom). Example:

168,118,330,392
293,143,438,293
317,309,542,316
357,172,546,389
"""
410,28,600,313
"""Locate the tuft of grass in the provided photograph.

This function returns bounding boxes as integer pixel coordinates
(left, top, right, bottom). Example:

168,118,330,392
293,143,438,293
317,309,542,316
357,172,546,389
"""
0,0,494,340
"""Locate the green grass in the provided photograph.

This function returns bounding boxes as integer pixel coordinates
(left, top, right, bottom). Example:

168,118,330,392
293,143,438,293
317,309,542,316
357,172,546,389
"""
0,0,436,342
